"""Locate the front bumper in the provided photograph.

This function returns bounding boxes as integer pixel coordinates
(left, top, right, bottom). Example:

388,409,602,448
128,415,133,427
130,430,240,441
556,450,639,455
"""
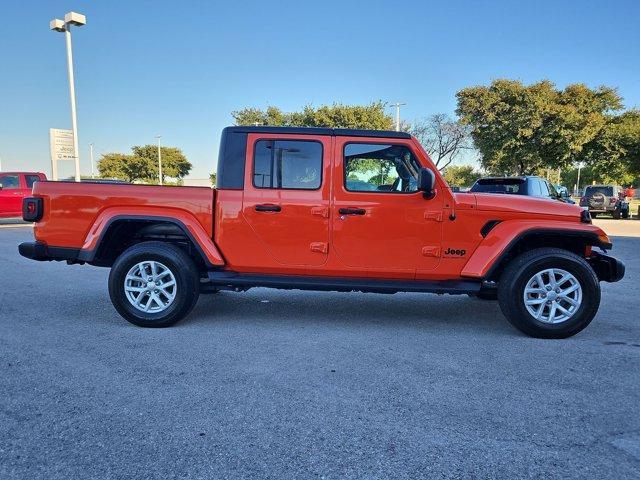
18,241,81,263
588,251,625,283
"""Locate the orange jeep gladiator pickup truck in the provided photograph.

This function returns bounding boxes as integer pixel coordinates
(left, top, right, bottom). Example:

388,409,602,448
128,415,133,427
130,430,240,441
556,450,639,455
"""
18,126,624,338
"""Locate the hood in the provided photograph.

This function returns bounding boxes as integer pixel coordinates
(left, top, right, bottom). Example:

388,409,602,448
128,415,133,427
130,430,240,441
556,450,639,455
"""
472,193,583,219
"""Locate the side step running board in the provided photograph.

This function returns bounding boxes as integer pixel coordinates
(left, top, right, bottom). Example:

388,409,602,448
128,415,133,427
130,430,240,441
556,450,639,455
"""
205,271,482,295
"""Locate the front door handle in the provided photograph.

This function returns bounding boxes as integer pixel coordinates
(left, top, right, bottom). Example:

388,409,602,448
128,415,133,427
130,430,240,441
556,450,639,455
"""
255,204,281,212
338,207,366,215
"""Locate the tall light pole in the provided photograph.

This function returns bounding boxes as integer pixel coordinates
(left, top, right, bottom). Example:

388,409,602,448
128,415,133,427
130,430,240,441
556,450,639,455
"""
89,143,95,178
390,102,406,131
50,12,86,182
156,135,163,185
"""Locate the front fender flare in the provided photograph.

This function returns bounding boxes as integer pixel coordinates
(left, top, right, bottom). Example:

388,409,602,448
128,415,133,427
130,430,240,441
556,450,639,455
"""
461,220,611,279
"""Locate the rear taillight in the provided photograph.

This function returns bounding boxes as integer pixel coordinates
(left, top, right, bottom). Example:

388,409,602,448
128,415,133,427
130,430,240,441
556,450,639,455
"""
22,197,43,222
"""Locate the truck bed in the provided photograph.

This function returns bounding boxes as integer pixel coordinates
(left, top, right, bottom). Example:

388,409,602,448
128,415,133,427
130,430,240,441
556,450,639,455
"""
31,181,215,249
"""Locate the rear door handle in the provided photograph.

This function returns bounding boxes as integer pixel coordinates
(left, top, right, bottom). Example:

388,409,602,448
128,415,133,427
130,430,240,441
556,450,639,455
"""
339,208,366,215
255,204,281,212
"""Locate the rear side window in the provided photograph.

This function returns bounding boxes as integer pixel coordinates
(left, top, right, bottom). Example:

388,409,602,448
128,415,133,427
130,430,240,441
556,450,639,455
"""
25,175,41,188
253,140,322,190
344,143,420,193
0,175,20,189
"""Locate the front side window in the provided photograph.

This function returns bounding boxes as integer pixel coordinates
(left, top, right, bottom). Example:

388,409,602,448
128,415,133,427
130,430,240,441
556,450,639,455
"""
344,143,420,193
253,140,322,190
0,175,20,189
25,175,41,188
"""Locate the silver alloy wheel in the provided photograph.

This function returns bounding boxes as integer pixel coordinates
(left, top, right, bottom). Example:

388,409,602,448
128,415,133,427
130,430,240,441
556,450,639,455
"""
124,261,177,313
523,268,582,324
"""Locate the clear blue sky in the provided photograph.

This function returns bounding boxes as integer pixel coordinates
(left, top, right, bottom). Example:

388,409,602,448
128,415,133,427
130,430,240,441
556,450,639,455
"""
1,0,638,178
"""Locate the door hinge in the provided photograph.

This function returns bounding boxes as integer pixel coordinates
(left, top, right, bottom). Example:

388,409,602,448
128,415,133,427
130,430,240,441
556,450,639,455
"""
311,206,329,218
310,242,328,254
421,246,441,257
424,211,443,222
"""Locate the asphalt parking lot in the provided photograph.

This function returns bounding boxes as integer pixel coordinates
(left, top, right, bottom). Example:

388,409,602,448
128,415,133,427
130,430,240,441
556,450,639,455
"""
1,223,639,479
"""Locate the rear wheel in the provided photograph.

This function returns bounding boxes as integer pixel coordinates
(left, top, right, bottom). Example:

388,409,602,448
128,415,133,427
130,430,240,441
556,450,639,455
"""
613,209,621,219
497,248,600,338
108,241,200,327
590,212,597,218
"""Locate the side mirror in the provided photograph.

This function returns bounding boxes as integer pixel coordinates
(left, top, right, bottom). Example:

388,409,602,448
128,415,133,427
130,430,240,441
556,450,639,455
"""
418,168,435,199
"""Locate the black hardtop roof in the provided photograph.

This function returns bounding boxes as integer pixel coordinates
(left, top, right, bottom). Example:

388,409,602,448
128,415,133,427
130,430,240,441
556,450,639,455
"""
223,125,412,139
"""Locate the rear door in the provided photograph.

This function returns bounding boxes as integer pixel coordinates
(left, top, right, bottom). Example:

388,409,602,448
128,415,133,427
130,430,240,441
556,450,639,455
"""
0,174,23,217
330,138,443,277
241,133,331,267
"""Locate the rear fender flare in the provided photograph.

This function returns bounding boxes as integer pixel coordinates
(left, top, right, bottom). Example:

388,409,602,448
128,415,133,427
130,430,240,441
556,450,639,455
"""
79,207,225,267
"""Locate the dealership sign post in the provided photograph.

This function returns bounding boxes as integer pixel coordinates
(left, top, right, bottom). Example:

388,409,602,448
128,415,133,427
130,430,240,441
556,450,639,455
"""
49,128,75,180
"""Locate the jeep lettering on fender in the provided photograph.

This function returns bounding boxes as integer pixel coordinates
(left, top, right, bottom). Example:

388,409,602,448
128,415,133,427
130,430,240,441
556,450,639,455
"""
18,126,625,338
444,248,467,257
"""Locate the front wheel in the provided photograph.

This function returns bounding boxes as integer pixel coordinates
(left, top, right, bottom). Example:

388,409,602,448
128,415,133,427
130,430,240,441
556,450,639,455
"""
108,241,200,327
497,248,600,338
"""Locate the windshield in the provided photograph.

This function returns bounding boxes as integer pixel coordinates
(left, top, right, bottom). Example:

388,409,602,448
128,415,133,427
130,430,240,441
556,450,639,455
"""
585,186,614,197
470,178,525,194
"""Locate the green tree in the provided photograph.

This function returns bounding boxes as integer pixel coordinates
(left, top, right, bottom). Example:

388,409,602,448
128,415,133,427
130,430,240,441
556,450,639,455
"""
232,102,394,130
442,165,482,187
131,145,192,181
233,102,395,180
456,79,623,175
98,153,150,182
209,172,217,186
582,110,640,183
98,145,192,183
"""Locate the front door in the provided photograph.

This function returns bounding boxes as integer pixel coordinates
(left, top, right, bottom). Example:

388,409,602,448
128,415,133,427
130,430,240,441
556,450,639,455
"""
0,174,23,217
241,133,331,267
330,138,443,277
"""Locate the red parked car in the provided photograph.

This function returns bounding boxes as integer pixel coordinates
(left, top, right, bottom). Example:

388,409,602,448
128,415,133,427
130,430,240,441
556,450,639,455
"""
0,172,47,218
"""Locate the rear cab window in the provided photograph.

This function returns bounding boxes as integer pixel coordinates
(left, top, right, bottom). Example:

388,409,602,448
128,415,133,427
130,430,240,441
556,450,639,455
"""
25,175,42,188
470,178,525,194
343,143,420,193
253,140,322,190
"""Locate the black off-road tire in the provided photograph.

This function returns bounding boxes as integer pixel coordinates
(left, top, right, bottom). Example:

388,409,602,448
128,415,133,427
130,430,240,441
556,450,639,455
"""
613,209,621,219
590,212,598,218
497,248,600,339
108,241,200,327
